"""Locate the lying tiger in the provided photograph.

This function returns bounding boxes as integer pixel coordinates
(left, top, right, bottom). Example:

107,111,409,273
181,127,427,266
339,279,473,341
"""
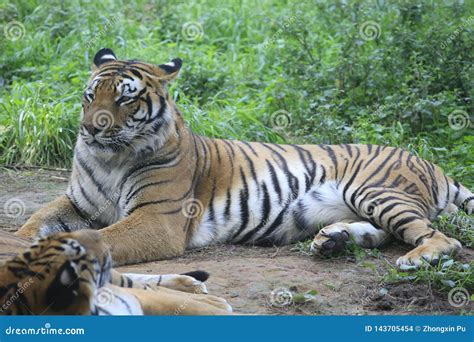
17,48,473,269
0,230,232,315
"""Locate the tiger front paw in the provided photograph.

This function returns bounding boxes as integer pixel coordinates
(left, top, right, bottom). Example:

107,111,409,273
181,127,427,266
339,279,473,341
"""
310,223,350,256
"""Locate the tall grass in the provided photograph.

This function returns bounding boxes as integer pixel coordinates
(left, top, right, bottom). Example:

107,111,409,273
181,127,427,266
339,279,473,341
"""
0,0,472,188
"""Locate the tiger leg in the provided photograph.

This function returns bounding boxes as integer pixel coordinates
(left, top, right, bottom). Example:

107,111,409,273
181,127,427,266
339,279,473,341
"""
111,270,209,294
128,287,233,315
393,218,462,268
16,195,91,240
357,197,462,268
310,221,390,255
98,208,188,266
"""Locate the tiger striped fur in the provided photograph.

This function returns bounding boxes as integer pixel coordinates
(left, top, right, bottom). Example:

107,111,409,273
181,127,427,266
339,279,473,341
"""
17,48,473,269
0,230,231,315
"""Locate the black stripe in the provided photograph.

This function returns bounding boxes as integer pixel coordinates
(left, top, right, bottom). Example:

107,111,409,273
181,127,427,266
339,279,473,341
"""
124,180,171,207
113,294,133,313
237,145,259,191
241,141,258,156
230,167,250,240
208,180,217,222
254,202,290,246
414,230,436,246
57,218,71,232
344,144,353,158
236,182,271,244
128,185,193,214
224,188,232,219
129,68,143,79
391,216,420,234
266,160,282,203
320,145,339,180
75,153,108,199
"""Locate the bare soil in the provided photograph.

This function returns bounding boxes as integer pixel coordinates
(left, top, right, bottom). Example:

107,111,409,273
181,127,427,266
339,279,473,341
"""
1,168,472,315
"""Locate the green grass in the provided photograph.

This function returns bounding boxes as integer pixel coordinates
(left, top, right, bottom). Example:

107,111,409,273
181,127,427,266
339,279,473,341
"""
383,259,473,294
0,0,472,190
434,211,474,248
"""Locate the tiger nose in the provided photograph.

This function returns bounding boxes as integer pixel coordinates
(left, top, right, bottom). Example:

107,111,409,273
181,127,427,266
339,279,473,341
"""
83,123,101,136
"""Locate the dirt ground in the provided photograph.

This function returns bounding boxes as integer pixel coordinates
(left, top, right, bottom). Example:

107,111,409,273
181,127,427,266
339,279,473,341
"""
1,168,472,315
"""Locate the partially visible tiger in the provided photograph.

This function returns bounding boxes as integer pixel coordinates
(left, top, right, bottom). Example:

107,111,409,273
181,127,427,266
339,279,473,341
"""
17,48,473,269
0,230,232,315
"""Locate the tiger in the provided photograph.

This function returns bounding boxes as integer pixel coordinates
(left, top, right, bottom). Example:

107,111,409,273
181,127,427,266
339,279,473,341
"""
16,48,473,270
0,230,232,315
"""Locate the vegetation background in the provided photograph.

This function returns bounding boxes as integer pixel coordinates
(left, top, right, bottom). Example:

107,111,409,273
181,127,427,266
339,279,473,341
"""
0,0,473,302
0,0,472,188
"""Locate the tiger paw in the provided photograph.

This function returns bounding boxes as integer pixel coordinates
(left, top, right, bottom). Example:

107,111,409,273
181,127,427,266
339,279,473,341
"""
310,223,350,256
194,294,233,313
160,275,209,294
396,236,462,269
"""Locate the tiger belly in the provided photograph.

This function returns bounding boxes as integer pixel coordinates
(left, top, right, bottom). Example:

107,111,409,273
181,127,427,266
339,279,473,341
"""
188,180,359,248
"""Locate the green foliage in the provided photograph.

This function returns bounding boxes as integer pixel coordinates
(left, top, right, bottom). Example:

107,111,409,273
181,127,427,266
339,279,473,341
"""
384,259,473,293
434,211,474,248
0,0,472,191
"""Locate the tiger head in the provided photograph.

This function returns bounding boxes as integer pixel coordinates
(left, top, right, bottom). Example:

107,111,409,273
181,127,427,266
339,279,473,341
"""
80,48,183,155
0,230,112,315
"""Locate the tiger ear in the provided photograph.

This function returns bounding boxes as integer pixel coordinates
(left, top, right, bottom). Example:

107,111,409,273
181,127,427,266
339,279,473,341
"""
93,48,117,69
156,58,182,83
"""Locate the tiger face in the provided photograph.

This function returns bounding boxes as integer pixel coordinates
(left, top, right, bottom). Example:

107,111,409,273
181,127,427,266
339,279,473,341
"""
80,48,182,154
0,230,111,315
